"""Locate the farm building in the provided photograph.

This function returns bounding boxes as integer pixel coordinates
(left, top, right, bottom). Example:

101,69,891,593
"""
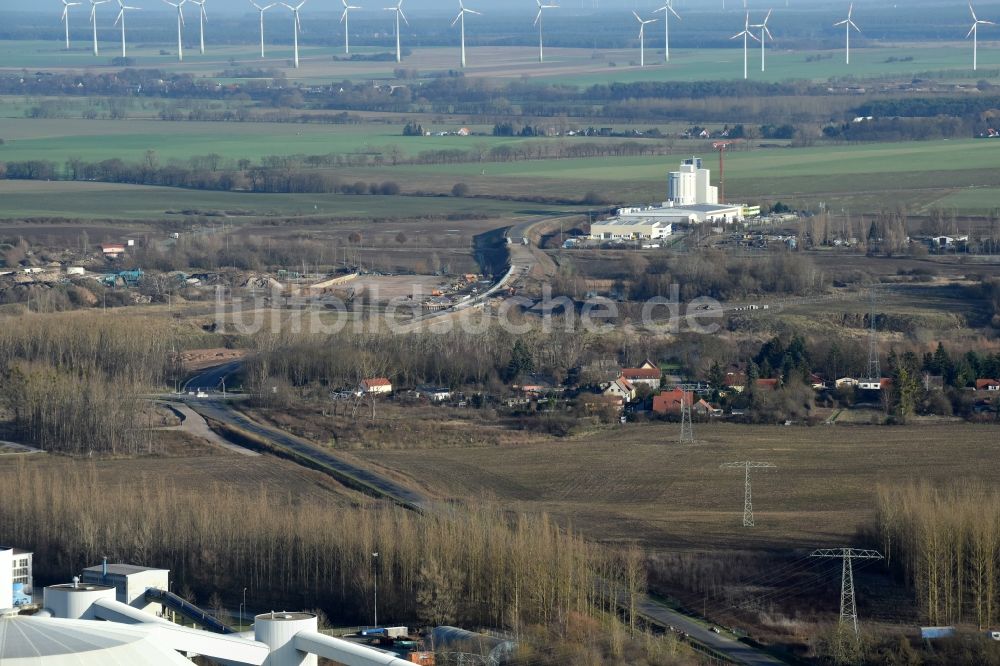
621,360,662,389
360,378,393,394
101,244,126,258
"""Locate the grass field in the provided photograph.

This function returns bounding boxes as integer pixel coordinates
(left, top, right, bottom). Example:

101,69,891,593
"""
0,39,993,84
354,421,997,552
0,180,579,220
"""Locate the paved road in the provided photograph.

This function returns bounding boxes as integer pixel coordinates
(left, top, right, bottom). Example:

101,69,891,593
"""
634,596,787,666
158,401,259,457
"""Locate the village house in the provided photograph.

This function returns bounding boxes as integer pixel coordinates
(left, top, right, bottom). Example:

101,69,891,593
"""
755,378,780,391
723,371,747,393
976,378,1000,392
652,388,695,414
620,360,662,389
602,376,636,402
360,377,393,394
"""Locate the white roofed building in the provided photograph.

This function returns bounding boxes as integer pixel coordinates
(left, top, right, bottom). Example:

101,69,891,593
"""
590,217,672,241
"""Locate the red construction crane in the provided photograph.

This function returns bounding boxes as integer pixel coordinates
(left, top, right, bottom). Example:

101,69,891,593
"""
712,141,732,204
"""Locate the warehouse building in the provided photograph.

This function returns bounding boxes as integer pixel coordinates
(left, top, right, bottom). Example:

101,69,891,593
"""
82,562,169,613
589,217,672,241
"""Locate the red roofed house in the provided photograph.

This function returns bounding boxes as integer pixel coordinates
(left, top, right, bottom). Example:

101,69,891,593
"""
723,371,747,393
620,359,662,389
101,243,126,259
652,388,695,414
603,376,636,402
755,378,780,391
360,377,393,394
976,378,1000,392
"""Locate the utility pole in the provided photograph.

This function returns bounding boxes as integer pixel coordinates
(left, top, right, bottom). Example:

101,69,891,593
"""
372,551,379,628
679,396,694,444
720,461,776,527
713,141,730,204
810,548,884,647
865,287,880,382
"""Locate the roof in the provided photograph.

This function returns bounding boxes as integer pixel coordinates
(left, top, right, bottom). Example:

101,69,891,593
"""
362,377,392,387
0,616,192,665
592,218,666,228
82,564,169,577
976,378,1000,389
622,368,661,380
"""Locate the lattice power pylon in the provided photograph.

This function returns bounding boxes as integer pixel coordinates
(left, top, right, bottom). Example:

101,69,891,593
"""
679,397,694,444
810,548,884,639
720,461,776,527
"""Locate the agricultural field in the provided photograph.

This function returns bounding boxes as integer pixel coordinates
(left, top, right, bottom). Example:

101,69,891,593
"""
0,445,363,506
0,180,575,221
353,421,994,552
0,38,993,85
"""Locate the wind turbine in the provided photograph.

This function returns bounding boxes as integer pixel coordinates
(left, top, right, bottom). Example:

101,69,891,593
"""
162,0,186,62
61,0,82,50
113,0,140,59
191,0,207,54
833,3,860,65
340,0,360,55
633,11,657,68
968,3,994,71
89,0,109,55
451,0,481,68
731,11,759,79
750,8,773,72
383,0,407,64
250,1,275,58
653,0,679,63
281,0,306,69
534,0,557,64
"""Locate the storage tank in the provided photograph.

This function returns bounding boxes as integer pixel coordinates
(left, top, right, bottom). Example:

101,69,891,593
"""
255,611,318,666
43,582,116,620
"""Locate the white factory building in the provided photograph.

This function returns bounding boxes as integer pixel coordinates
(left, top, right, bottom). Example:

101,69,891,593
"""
591,158,745,239
668,157,719,206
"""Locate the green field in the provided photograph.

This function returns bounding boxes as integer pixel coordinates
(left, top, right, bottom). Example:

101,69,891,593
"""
0,180,577,220
0,39,993,85
0,118,522,163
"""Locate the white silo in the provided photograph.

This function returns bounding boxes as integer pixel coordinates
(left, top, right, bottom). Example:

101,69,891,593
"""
255,611,318,666
43,582,116,620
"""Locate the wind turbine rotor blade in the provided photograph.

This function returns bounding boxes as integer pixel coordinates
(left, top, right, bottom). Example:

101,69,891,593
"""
296,0,306,8
748,30,760,41
968,23,977,37
764,25,773,39
340,8,347,21
731,30,743,39
451,11,461,25
834,19,847,26
848,2,853,19
467,8,480,14
970,3,978,21
534,9,541,24
398,8,408,24
670,5,680,19
849,19,860,31
632,10,641,22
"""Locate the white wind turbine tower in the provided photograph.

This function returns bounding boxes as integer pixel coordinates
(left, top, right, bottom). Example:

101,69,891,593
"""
968,4,994,71
833,3,860,65
534,0,557,64
61,0,82,50
340,0,360,55
281,0,307,68
113,0,140,59
731,11,759,79
653,0,679,63
250,1,275,58
89,0,109,55
191,0,207,54
383,0,407,63
451,0,481,68
633,11,657,68
162,0,186,62
750,8,773,72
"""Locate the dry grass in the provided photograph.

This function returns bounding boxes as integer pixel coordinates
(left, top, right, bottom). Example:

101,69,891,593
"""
0,448,363,506
353,421,999,552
